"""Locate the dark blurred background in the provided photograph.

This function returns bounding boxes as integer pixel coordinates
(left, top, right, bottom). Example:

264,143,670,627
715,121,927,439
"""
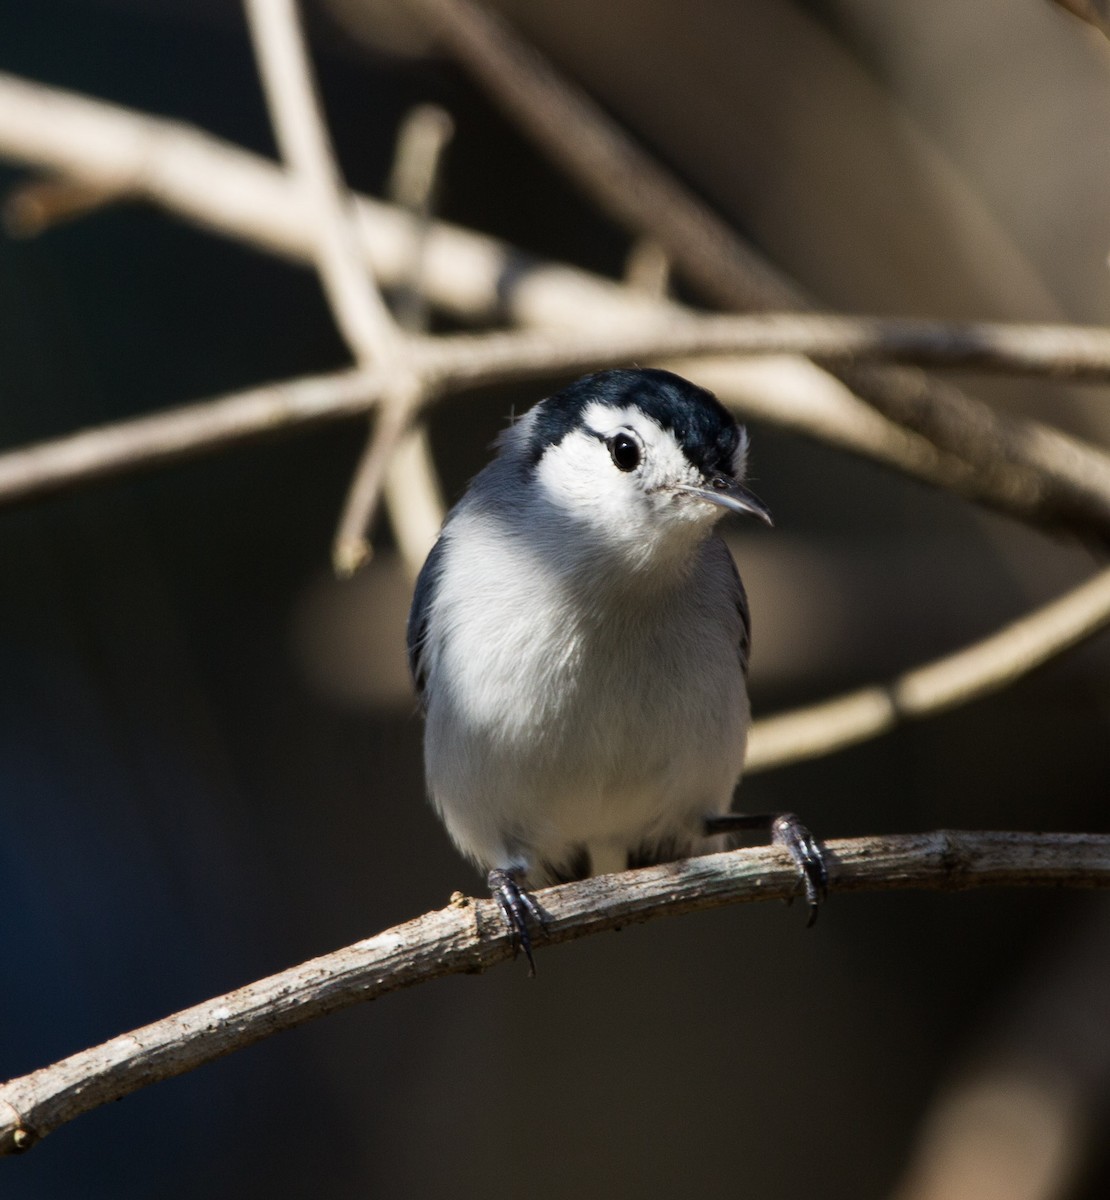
1,1,1109,1197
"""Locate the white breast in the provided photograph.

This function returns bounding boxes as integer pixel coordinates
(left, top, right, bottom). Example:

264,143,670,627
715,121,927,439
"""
420,498,749,885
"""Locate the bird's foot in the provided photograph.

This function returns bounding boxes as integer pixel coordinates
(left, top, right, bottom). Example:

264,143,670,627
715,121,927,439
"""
770,813,828,924
704,811,828,925
487,868,546,976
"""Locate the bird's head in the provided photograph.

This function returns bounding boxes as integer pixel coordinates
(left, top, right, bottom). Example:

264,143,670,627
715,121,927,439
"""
504,368,771,566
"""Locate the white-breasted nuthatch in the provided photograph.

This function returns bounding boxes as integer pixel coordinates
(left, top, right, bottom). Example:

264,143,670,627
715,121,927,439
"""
407,368,825,969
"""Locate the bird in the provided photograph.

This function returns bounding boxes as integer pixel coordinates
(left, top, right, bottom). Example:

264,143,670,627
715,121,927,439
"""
407,367,825,971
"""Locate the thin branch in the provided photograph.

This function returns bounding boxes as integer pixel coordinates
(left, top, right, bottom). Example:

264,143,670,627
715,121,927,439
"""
419,314,1110,388
385,103,455,333
333,373,425,575
0,70,515,320
402,0,790,311
377,104,455,579
0,831,1107,1157
2,177,123,237
1052,0,1110,40
245,0,434,577
400,0,1110,545
0,367,380,506
4,359,1103,778
7,314,1110,510
245,0,401,368
624,238,671,299
4,72,1110,542
746,565,1110,772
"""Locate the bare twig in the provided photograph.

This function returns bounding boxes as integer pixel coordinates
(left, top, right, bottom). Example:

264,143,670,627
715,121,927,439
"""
7,314,1110,510
746,565,1110,772
398,0,1110,545
1052,0,1110,40
624,238,671,299
418,314,1110,388
385,103,455,332
245,0,400,367
4,71,1110,541
0,831,1107,1157
245,0,432,576
377,104,454,579
333,373,426,575
379,422,445,575
401,0,790,311
0,70,523,322
0,367,379,505
2,176,124,237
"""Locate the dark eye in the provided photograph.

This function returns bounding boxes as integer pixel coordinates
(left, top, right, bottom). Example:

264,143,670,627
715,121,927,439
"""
608,432,641,472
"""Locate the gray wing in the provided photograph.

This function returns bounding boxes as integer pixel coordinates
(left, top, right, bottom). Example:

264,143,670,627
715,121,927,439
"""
406,534,447,709
732,557,752,676
717,540,752,676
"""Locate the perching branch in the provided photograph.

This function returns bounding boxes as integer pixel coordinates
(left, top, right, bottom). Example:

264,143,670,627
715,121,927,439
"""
0,831,1107,1157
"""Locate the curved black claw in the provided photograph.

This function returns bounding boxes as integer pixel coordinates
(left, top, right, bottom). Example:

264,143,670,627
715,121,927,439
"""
487,868,545,976
704,811,828,925
770,814,828,926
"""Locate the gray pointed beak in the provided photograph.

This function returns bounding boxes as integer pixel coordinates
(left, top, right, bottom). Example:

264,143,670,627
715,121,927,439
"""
681,477,774,526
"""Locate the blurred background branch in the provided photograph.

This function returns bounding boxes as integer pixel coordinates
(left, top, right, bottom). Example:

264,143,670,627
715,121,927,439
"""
1,2,1109,1198
746,562,1110,771
1053,0,1110,40
0,10,1106,879
245,0,438,577
9,308,1110,506
6,73,1110,542
398,0,1110,544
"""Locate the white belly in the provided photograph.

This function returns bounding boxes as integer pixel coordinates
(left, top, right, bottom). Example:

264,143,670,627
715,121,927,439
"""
423,540,748,884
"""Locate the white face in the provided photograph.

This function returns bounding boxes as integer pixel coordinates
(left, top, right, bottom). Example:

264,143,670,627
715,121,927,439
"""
532,401,748,562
